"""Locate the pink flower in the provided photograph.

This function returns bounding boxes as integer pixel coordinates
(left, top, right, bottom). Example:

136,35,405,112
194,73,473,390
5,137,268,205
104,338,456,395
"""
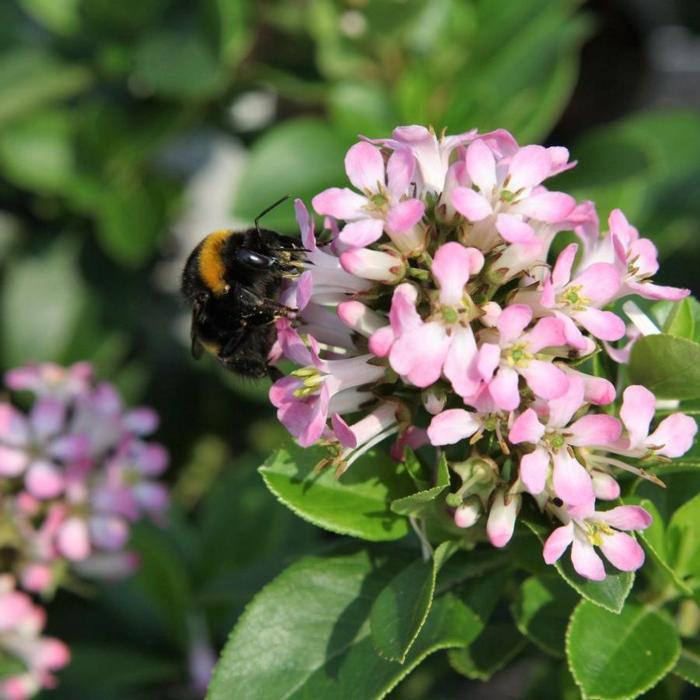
331,403,400,475
312,142,426,250
0,575,70,699
380,243,485,393
452,139,576,245
536,243,625,346
478,304,570,411
581,209,689,302
366,124,479,195
269,331,384,447
508,376,621,505
543,503,651,580
5,362,92,400
0,399,87,499
610,385,698,459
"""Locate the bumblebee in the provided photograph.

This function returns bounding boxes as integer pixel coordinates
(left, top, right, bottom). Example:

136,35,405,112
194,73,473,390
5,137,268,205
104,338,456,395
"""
181,197,303,379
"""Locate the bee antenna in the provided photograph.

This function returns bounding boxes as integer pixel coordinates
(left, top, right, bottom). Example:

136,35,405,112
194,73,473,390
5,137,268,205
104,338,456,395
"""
255,195,291,233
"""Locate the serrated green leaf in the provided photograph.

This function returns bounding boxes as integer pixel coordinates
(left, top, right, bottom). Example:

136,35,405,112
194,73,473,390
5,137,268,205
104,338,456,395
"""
233,119,349,232
448,621,527,681
208,546,482,700
390,454,450,516
629,334,700,400
370,542,452,662
673,644,700,687
522,519,634,613
566,601,681,700
259,441,414,541
511,575,579,657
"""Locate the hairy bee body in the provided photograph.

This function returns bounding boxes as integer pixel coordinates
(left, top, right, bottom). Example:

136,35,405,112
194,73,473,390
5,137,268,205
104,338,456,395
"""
181,224,302,379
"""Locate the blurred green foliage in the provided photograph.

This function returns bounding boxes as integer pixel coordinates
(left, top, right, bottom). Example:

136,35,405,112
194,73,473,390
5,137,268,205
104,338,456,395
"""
0,0,697,698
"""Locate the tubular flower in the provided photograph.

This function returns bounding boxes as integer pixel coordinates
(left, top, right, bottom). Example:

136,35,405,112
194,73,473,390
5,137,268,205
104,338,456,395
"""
263,124,696,582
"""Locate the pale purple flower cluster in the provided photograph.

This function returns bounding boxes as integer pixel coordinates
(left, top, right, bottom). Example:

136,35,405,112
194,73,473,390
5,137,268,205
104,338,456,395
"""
0,362,169,698
0,575,69,700
269,125,697,581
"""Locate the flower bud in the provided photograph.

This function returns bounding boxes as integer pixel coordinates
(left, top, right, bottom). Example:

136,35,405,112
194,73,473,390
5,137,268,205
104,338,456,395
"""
591,470,620,500
454,497,482,528
422,386,447,415
486,489,521,548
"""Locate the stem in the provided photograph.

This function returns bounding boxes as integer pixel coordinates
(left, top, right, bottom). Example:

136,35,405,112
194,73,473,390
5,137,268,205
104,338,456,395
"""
409,516,433,562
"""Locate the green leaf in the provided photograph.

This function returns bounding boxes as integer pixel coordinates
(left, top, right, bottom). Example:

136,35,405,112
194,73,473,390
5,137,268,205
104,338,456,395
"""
390,454,450,517
629,334,700,400
666,492,700,587
208,546,482,700
18,0,81,35
1,238,85,365
0,110,74,194
370,542,451,662
657,297,697,341
448,622,527,681
673,644,700,687
567,601,681,700
233,119,349,232
633,498,693,596
95,175,170,266
128,524,191,646
0,49,91,127
522,519,634,613
133,32,223,99
511,575,579,657
259,441,415,542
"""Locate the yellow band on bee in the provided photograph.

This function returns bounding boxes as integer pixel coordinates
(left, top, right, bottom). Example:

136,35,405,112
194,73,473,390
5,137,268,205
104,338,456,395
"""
199,230,231,295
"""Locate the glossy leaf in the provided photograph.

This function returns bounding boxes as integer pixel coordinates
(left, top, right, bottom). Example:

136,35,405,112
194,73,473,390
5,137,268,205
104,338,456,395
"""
208,546,482,700
629,334,700,401
673,644,700,688
657,297,698,341
259,441,414,541
511,575,579,657
567,601,681,700
448,622,527,681
391,454,450,517
370,542,452,662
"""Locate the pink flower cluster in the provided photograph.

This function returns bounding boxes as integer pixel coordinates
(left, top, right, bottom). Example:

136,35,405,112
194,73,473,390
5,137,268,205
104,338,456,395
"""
0,362,169,698
0,575,69,700
269,125,697,582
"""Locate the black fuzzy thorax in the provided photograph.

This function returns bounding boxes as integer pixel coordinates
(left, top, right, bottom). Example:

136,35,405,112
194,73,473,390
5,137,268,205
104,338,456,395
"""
181,228,300,379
